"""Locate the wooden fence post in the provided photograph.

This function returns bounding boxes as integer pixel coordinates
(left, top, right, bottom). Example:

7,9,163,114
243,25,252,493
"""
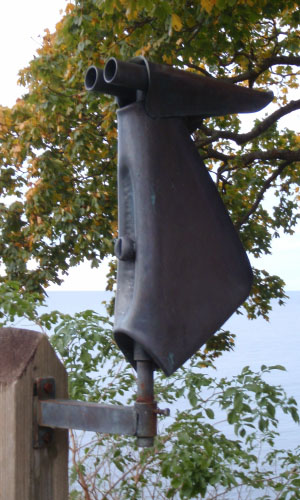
0,327,68,500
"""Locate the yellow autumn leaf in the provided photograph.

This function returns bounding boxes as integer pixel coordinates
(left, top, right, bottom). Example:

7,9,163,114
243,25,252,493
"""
107,129,117,140
172,13,183,32
26,234,34,250
65,3,75,14
162,55,173,64
201,0,216,14
12,144,22,157
135,43,151,56
17,121,29,131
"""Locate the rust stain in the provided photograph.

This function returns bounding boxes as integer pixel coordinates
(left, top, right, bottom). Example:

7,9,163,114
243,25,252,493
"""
136,396,154,404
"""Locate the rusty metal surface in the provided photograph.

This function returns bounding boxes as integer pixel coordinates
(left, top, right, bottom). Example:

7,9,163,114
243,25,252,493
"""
35,367,167,447
38,400,137,435
135,402,157,448
134,344,157,447
35,377,56,399
33,377,56,449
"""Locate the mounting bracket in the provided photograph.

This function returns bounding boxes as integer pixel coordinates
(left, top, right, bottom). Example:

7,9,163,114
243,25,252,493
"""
34,345,169,448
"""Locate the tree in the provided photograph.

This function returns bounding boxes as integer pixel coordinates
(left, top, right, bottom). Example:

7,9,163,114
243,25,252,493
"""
0,0,300,498
0,0,299,315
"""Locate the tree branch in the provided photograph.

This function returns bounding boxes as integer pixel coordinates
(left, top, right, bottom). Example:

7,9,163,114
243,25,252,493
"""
225,55,300,84
236,100,300,145
202,147,230,162
196,99,300,147
202,147,300,172
185,61,213,78
240,148,300,166
235,160,291,229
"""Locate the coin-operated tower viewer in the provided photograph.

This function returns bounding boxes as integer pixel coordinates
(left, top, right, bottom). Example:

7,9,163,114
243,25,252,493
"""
85,57,273,376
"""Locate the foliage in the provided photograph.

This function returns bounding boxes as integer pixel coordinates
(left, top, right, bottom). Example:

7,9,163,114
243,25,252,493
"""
0,280,44,325
0,0,299,317
3,301,299,500
50,313,300,499
0,1,300,498
0,279,299,499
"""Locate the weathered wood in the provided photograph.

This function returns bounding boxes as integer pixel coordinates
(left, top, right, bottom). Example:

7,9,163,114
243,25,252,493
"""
0,327,68,500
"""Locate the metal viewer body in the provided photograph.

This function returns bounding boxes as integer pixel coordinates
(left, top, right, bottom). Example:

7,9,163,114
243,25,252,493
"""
85,57,273,375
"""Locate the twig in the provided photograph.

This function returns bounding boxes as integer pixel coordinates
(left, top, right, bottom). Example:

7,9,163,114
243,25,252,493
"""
196,99,300,147
235,160,291,229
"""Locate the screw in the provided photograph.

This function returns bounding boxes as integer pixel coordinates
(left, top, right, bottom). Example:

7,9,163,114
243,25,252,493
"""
35,428,53,449
43,382,53,395
36,378,55,399
42,430,52,444
155,408,170,417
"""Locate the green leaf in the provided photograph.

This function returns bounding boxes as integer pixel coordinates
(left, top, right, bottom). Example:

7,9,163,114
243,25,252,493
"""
268,365,287,371
227,410,237,424
234,392,243,411
258,417,266,432
205,408,215,419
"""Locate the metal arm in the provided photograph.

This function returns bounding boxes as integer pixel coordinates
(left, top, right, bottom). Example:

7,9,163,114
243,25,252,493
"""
35,343,167,448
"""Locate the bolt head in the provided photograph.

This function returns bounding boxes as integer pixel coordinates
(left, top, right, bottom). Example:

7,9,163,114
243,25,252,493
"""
43,382,53,394
115,236,136,261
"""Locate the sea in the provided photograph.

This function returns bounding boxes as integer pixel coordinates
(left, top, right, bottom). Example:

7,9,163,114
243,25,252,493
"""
34,289,300,453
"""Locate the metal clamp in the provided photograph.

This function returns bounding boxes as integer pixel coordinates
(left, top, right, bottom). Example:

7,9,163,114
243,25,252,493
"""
33,377,56,449
34,349,169,448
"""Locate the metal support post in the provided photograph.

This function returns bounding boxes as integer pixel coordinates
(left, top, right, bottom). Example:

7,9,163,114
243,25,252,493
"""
134,343,157,447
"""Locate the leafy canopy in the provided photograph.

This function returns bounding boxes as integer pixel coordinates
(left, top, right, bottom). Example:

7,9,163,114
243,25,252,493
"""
0,1,299,310
0,2,300,497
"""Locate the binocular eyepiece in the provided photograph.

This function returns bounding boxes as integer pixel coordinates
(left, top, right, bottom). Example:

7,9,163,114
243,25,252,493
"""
85,57,273,120
85,58,148,105
85,57,148,92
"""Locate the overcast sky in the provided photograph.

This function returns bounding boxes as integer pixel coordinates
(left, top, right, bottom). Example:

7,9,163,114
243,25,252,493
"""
0,0,299,291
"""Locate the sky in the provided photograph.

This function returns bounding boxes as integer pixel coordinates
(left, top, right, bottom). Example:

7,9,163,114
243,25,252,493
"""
0,0,299,291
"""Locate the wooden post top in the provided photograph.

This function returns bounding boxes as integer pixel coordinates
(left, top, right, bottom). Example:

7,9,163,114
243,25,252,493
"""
0,327,44,384
0,326,68,500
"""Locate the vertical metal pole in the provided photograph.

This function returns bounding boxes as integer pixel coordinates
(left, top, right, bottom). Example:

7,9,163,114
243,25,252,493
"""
134,343,157,447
